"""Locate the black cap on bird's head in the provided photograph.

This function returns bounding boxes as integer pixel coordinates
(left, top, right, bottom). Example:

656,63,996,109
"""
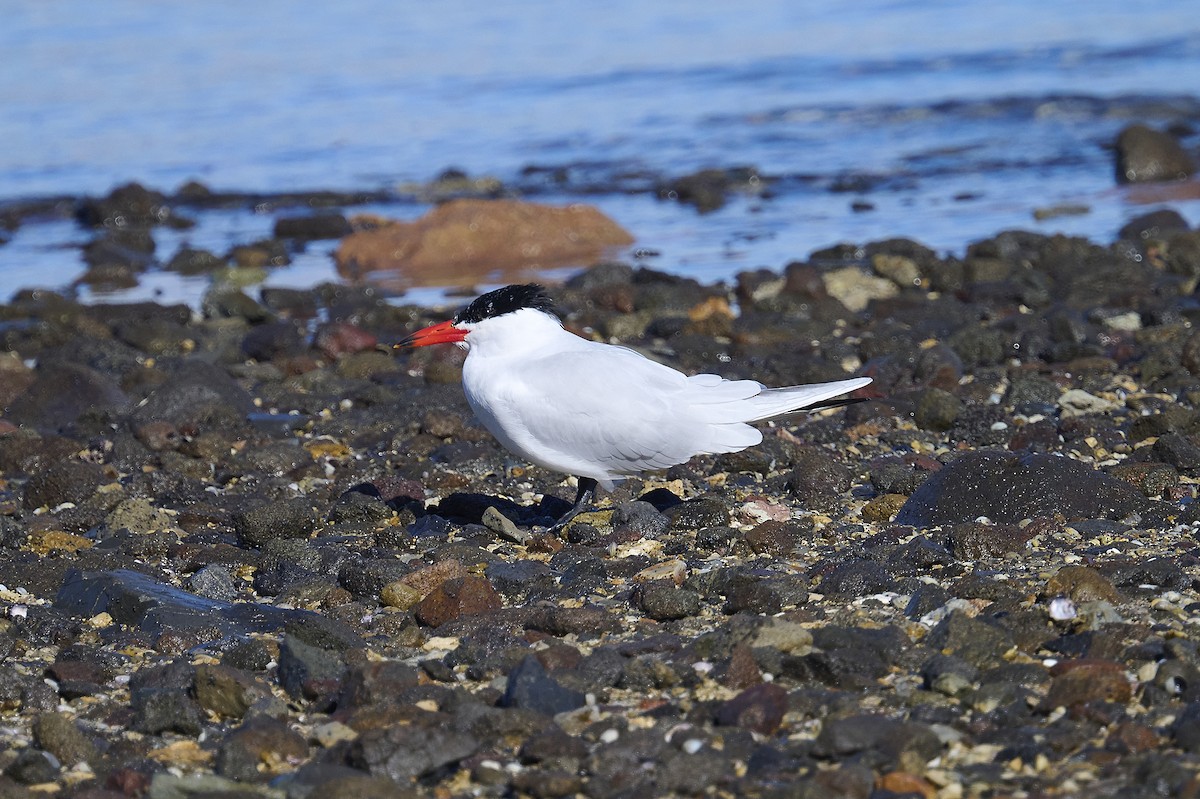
397,283,557,348
454,284,556,324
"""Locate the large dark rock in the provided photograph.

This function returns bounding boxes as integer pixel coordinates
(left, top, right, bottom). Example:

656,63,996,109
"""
130,359,254,429
54,569,337,641
348,711,479,781
1115,124,1196,184
895,451,1155,526
502,655,587,716
6,362,130,433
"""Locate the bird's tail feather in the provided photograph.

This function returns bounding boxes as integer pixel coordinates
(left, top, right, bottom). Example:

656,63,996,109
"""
737,377,872,422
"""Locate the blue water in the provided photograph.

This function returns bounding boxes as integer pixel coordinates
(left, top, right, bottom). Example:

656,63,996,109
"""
3,1,1200,303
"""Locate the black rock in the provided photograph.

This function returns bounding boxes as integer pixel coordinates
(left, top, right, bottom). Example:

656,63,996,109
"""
55,568,335,641
241,319,309,361
816,559,898,597
914,387,963,431
3,748,60,785
216,716,309,782
129,660,203,736
273,212,353,240
780,448,852,512
1115,124,1196,184
664,497,731,530
349,715,479,782
895,450,1154,526
22,459,106,510
131,359,255,429
187,564,239,602
501,655,587,716
7,361,130,434
925,611,1013,669
235,498,321,548
611,500,670,539
1119,209,1191,241
166,245,227,274
77,182,192,228
634,580,702,621
277,634,347,700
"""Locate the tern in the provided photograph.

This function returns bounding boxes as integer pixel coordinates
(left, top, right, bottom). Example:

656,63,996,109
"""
398,284,871,530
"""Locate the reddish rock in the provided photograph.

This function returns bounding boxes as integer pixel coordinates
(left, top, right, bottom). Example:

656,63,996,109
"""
334,198,634,290
723,643,763,690
743,520,808,557
715,682,788,735
1106,720,1161,754
413,574,502,627
314,321,377,360
401,559,467,599
1041,659,1132,710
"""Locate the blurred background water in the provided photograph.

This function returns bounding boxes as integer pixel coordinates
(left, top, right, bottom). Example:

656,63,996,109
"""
2,0,1200,304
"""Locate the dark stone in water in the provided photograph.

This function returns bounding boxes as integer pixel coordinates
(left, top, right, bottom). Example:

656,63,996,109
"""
273,212,353,241
1119,209,1191,241
1115,124,1196,184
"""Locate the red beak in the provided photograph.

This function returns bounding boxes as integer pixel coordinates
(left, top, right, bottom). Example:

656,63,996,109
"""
396,319,468,348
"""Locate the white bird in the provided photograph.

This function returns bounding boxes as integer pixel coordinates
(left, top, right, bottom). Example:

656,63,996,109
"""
398,284,872,529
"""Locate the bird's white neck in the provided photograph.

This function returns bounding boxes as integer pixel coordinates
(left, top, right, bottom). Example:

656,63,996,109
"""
463,308,573,359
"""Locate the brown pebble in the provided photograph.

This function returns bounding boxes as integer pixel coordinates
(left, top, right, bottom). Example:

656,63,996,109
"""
1042,659,1132,709
715,682,787,735
1043,564,1123,604
413,574,502,627
723,643,762,690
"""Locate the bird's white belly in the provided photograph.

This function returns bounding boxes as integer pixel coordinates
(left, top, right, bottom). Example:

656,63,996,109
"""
462,363,593,478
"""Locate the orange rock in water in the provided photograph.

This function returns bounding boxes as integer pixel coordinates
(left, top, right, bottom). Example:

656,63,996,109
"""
335,198,634,290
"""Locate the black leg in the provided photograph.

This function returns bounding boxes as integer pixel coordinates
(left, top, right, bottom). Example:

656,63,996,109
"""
549,476,598,532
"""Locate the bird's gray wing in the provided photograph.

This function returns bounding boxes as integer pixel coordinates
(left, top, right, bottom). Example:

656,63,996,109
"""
493,345,717,477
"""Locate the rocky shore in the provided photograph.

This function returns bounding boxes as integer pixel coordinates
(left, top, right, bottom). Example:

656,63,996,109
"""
4,176,1200,798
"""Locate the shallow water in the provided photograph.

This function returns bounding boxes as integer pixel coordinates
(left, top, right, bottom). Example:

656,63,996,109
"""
3,1,1200,304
